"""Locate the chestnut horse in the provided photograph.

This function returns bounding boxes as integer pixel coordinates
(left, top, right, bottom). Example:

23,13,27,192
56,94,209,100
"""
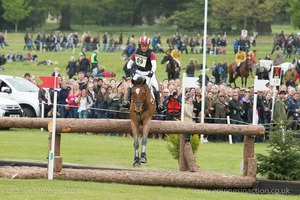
228,57,251,88
130,77,155,167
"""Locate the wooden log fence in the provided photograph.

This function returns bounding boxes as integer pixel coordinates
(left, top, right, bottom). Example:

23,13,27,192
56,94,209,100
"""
0,117,264,179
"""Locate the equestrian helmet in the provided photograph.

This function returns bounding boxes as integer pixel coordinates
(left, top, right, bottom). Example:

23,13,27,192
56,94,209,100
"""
139,36,151,46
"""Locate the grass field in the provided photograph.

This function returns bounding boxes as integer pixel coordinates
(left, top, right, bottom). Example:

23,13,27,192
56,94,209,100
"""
0,128,298,200
0,24,299,199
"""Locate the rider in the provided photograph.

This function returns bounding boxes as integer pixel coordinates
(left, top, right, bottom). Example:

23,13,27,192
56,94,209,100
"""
123,36,164,113
235,48,246,74
248,50,257,77
170,46,181,67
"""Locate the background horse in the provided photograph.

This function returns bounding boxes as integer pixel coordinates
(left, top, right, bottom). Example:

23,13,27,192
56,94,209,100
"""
228,57,251,88
161,53,178,80
254,60,273,80
130,77,155,167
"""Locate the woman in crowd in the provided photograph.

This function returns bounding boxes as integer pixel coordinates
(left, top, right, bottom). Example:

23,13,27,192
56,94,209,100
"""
76,89,94,119
66,82,81,118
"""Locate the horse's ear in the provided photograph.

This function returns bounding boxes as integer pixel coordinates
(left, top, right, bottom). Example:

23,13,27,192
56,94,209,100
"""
143,78,147,85
131,79,135,85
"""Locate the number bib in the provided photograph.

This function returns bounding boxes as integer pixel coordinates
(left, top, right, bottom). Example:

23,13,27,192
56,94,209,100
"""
135,54,147,68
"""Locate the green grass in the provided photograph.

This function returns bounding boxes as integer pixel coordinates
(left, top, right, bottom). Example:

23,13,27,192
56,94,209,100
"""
0,128,297,199
1,179,297,200
0,128,267,174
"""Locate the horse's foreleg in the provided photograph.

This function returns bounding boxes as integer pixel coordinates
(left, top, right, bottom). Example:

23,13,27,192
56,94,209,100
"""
140,120,151,163
133,135,141,167
140,136,147,163
132,123,140,167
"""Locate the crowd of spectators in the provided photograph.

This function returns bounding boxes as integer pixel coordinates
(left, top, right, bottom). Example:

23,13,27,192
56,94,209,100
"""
21,65,300,143
271,31,300,58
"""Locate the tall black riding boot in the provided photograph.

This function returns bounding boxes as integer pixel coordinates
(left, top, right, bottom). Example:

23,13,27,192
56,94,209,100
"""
154,91,162,113
122,87,132,108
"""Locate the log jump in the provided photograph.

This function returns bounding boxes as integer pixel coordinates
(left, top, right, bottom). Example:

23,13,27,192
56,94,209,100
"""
0,117,265,136
0,117,264,187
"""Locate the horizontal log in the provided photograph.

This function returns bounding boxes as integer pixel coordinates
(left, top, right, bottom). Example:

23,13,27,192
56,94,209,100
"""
0,117,265,136
0,117,50,129
0,166,255,189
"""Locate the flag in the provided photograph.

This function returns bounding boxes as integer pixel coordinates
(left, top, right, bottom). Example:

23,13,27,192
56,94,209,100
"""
39,76,59,88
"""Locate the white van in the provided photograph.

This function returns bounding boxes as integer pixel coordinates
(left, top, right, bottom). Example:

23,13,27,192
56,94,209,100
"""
0,75,40,117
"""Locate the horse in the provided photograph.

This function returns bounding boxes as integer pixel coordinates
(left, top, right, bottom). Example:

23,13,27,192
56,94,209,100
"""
292,56,300,75
228,57,251,88
254,60,273,80
161,53,179,80
130,77,155,168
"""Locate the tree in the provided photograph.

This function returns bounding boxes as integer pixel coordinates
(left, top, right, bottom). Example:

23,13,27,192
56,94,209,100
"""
2,0,32,33
26,0,61,32
257,121,300,181
57,0,73,30
212,0,281,34
159,0,209,32
288,0,300,29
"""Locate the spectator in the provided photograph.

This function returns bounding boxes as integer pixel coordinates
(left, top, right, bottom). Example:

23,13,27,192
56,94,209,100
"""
164,90,181,120
76,89,94,119
193,93,202,123
229,91,244,143
214,92,228,141
15,52,24,62
52,67,61,77
31,51,38,62
95,87,108,118
23,73,31,81
273,46,285,66
185,59,196,77
78,54,90,74
273,90,287,122
38,87,54,118
66,82,81,118
285,91,300,130
57,81,71,118
6,50,15,62
66,56,77,79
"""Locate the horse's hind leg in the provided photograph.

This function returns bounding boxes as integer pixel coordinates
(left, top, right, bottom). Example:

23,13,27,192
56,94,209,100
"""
140,137,147,163
133,135,141,167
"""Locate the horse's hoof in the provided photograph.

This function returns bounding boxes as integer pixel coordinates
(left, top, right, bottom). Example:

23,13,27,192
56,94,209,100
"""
133,162,141,168
140,157,147,163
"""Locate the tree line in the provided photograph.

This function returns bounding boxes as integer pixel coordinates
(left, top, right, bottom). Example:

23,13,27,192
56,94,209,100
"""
0,0,299,34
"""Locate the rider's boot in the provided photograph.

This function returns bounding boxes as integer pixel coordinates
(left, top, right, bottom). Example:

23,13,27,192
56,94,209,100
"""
122,87,132,108
154,91,164,113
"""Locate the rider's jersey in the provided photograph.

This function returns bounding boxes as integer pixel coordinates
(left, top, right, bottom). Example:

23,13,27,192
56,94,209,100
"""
235,51,246,63
129,48,156,71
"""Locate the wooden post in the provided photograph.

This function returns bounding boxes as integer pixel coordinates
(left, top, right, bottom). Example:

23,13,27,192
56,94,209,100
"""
48,132,62,172
243,135,255,177
184,142,199,172
179,134,188,171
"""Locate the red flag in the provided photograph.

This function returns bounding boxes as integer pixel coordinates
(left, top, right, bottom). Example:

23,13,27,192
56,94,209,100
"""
39,76,59,88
